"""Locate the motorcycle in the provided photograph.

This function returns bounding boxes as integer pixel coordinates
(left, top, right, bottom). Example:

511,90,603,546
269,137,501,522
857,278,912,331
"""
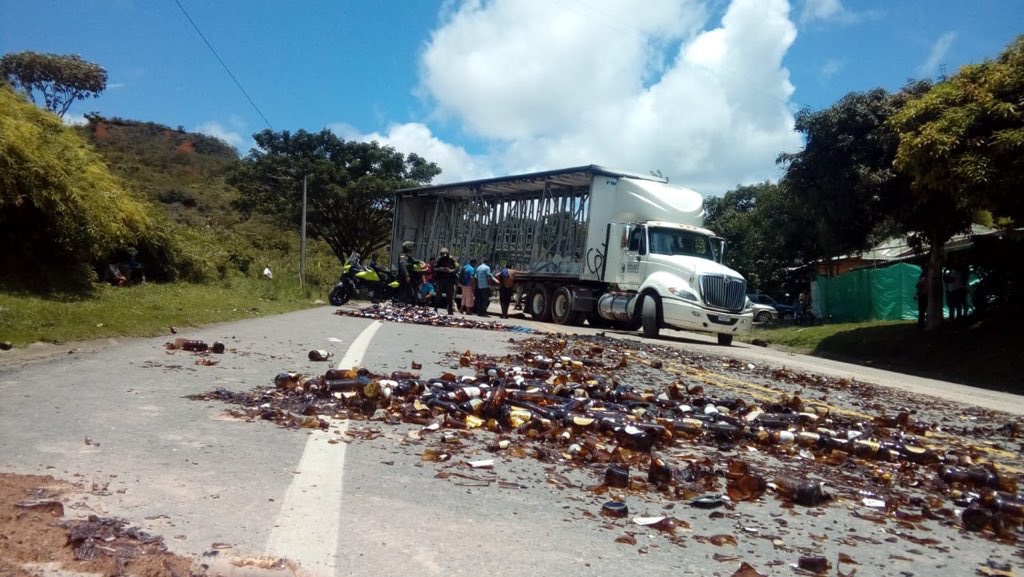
793,303,816,325
328,253,402,306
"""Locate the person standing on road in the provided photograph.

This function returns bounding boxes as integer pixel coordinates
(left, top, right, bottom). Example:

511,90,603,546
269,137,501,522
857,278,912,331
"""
459,259,476,314
434,248,457,315
944,262,966,320
474,259,498,317
497,262,515,319
398,241,418,305
915,268,929,329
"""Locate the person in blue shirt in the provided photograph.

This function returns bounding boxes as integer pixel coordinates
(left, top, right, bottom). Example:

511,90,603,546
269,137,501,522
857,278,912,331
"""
418,279,437,307
459,259,476,314
474,259,499,316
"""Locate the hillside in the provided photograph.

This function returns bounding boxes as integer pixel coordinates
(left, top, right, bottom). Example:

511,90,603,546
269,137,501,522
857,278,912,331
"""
77,116,240,228
76,115,337,287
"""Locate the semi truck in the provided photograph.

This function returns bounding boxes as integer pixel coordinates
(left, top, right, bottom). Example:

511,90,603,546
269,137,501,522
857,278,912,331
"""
390,165,753,344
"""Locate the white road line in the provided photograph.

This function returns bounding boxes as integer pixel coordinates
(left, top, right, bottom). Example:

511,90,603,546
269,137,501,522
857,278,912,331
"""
265,321,382,576
337,321,382,369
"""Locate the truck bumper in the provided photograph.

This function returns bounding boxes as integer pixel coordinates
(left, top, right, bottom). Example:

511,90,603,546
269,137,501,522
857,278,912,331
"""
661,298,752,336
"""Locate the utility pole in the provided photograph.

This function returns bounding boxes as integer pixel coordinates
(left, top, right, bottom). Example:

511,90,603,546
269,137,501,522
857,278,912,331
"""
300,175,307,288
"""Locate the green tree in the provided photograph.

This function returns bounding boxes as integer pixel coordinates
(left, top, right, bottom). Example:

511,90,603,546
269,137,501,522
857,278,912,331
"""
0,51,107,118
231,129,441,261
704,181,804,295
777,85,930,272
891,36,1024,327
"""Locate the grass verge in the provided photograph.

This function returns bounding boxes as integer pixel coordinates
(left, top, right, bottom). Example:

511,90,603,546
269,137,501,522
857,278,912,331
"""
0,277,327,346
743,317,1022,393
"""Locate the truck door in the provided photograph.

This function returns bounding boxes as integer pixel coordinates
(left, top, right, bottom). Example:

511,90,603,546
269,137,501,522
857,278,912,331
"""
604,223,647,290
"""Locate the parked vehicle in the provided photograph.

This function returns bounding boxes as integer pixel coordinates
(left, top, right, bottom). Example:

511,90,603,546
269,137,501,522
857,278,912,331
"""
329,253,402,306
390,165,753,344
747,293,795,320
751,302,778,323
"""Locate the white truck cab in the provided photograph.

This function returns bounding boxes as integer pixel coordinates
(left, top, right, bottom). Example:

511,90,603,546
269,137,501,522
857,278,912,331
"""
604,220,752,344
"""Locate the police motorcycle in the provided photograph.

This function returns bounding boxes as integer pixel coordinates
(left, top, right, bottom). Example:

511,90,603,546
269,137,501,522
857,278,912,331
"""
329,253,403,306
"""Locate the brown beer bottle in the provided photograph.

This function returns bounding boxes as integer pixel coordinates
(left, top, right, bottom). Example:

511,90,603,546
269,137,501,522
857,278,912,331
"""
774,475,826,506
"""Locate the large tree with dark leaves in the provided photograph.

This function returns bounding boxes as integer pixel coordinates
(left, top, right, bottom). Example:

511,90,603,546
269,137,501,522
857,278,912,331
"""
231,129,441,261
891,35,1024,326
704,181,810,295
777,84,929,273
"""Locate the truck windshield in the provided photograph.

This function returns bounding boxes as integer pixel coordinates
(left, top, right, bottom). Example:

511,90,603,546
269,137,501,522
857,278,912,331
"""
648,227,714,261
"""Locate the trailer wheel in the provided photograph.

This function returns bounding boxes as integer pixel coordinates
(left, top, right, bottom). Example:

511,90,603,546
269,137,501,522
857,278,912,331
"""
717,333,733,346
641,294,660,338
529,285,553,322
551,287,583,325
551,287,571,324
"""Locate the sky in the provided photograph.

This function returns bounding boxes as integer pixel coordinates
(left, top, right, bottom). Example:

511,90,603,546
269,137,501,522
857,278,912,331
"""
1,0,1020,194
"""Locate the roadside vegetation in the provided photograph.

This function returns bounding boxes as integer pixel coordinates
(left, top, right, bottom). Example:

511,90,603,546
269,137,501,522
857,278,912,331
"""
744,317,1022,392
706,35,1023,329
0,278,317,346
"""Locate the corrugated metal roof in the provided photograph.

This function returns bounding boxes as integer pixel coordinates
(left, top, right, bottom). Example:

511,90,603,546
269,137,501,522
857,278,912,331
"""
396,164,666,200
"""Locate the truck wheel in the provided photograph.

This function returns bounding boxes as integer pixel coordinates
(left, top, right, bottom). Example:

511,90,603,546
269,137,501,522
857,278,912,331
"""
529,285,553,322
551,287,578,325
641,294,660,338
717,333,733,346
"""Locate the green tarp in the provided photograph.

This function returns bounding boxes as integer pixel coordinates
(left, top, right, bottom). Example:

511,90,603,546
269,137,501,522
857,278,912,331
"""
816,262,922,323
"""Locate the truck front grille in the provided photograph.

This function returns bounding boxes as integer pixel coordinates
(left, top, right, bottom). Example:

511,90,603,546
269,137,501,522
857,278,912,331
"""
699,275,746,312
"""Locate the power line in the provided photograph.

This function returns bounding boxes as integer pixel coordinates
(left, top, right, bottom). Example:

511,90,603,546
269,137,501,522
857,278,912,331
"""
173,0,273,130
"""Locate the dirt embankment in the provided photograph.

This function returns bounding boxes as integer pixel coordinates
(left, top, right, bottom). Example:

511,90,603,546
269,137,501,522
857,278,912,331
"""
0,473,302,577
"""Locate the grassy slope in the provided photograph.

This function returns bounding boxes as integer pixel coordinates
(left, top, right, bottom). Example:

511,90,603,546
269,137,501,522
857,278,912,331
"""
77,116,339,287
0,279,319,346
745,317,1022,393
78,118,240,228
0,117,342,347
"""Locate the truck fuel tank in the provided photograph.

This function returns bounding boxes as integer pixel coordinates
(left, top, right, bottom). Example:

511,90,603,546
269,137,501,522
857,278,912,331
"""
597,292,637,323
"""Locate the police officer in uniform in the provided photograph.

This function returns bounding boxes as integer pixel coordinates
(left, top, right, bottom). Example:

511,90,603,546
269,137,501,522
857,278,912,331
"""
434,247,457,314
397,241,418,305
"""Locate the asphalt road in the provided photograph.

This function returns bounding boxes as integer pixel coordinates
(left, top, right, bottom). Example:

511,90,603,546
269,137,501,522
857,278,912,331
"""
1,303,1022,576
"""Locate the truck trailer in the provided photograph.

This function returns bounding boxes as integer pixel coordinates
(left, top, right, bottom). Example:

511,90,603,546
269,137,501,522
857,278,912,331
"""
391,165,753,344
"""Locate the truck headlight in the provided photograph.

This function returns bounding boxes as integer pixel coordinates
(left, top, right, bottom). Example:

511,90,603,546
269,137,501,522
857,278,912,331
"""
668,286,698,302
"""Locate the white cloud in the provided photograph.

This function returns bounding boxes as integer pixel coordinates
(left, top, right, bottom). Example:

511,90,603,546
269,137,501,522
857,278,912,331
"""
193,121,246,150
62,112,88,126
339,122,494,183
107,82,125,90
798,0,874,26
819,59,842,80
416,0,801,194
800,0,841,23
917,31,956,78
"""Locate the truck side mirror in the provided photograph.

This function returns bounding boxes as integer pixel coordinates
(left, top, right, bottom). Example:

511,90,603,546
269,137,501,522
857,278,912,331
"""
711,237,726,263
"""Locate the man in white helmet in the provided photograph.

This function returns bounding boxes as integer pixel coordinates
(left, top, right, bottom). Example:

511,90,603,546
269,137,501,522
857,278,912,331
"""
434,247,457,314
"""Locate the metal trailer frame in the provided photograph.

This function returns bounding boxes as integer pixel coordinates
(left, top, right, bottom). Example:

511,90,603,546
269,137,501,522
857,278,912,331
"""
391,165,665,280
